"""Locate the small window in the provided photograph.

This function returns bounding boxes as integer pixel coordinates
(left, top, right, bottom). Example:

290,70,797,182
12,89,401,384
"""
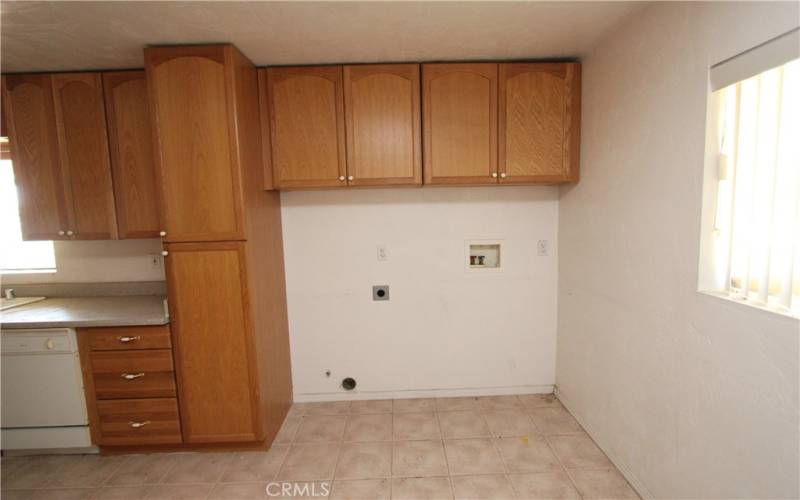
0,138,56,274
700,55,799,317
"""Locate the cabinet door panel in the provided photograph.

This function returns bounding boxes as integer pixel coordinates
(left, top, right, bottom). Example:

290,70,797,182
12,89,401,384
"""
165,242,260,443
146,49,244,242
53,73,117,240
103,71,160,238
267,66,346,189
52,73,117,239
423,64,498,185
344,64,421,186
2,75,70,240
499,63,580,184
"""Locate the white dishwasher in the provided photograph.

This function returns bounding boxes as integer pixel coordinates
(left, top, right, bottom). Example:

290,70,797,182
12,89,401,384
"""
1,328,93,450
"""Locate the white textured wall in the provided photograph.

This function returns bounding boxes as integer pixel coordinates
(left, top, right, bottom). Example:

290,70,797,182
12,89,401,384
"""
281,187,558,401
2,239,165,284
556,3,800,499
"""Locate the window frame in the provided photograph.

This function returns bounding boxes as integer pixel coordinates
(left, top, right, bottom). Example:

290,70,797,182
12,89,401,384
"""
698,48,799,320
0,137,58,275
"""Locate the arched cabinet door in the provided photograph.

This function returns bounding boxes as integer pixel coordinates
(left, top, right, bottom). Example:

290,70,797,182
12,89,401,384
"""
2,74,71,240
145,46,245,242
499,63,581,184
423,63,498,186
266,66,346,189
103,71,160,239
344,64,421,187
51,73,118,240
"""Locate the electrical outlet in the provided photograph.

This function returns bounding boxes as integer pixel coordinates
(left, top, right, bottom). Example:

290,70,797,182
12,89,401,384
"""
537,240,549,256
149,253,162,269
377,245,388,261
372,285,390,301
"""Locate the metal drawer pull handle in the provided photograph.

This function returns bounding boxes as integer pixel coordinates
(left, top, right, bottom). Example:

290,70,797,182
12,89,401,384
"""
117,336,141,343
128,420,151,429
121,372,145,380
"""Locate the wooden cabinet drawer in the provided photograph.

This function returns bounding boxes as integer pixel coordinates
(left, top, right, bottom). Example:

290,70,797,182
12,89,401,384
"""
87,325,172,351
92,350,176,399
97,398,182,446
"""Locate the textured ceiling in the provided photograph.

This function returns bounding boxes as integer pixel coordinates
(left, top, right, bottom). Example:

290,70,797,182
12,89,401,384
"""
0,1,645,73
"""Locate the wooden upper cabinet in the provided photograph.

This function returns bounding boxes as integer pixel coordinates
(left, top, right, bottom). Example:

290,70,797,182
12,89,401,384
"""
423,64,498,185
51,73,118,240
165,241,260,443
343,64,421,186
103,71,160,239
266,66,346,189
2,74,71,240
145,46,245,242
499,63,581,184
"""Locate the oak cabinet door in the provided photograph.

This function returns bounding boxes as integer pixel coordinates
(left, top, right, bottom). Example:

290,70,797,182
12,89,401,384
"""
267,66,346,189
103,71,160,239
423,64,498,185
344,64,421,186
165,242,260,443
2,75,71,240
145,47,244,242
51,73,118,240
499,63,581,184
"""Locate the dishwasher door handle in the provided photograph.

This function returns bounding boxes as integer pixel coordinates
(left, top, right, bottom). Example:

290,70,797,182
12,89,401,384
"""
121,372,145,380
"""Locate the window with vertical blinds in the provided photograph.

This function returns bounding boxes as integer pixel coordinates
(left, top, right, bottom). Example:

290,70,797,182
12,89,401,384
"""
707,57,799,316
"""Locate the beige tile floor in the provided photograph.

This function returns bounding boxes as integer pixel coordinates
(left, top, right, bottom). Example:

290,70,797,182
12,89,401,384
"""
0,394,639,499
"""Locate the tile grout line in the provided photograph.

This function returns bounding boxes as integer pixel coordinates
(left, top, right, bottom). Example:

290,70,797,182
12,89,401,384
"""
432,405,456,500
312,403,348,495
390,402,401,499
327,410,348,498
485,395,522,500
541,418,585,499
98,453,132,490
275,405,304,481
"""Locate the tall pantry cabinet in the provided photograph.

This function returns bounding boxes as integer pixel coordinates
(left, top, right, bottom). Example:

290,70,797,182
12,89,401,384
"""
144,45,292,445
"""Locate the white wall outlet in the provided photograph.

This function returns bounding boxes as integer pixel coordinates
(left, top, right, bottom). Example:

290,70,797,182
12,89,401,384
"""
149,253,162,269
377,245,388,262
537,240,549,256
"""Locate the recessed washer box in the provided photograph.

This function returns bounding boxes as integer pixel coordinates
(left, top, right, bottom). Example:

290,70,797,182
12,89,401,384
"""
465,240,502,272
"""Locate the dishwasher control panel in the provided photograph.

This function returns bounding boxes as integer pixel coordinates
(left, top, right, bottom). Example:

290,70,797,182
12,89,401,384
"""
1,329,75,354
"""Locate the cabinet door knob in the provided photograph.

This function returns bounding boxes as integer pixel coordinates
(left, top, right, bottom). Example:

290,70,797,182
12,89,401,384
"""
159,231,166,237
121,372,145,380
58,230,65,236
347,175,354,181
491,173,498,178
161,251,169,257
117,336,141,343
500,173,507,178
338,176,345,181
66,230,74,236
128,420,151,429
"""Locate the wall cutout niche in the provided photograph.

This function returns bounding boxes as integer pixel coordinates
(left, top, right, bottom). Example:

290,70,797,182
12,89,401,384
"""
466,240,502,271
